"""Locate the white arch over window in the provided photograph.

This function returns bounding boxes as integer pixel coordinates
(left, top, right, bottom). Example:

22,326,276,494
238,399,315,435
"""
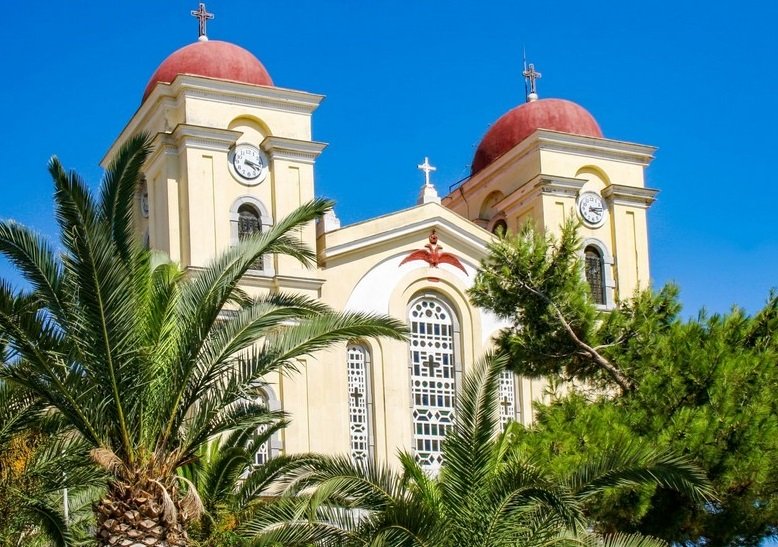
230,196,274,276
408,292,461,472
346,342,374,464
252,384,282,466
580,238,615,309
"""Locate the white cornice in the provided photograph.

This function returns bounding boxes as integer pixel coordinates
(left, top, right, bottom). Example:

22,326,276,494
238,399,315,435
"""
102,75,324,167
602,184,659,208
446,130,657,204
184,267,325,291
534,130,657,165
491,174,585,214
170,124,242,152
271,274,326,291
261,136,327,164
323,205,490,262
169,75,325,115
145,133,180,172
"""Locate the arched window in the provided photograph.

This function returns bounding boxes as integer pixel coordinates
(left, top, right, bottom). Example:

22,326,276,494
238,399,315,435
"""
253,390,271,466
230,197,274,276
408,295,459,472
491,219,508,237
347,343,373,463
238,204,263,270
498,371,519,429
250,385,282,467
584,246,605,305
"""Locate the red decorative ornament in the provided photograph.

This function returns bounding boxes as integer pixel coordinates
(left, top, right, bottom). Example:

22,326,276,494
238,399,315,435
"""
400,230,468,275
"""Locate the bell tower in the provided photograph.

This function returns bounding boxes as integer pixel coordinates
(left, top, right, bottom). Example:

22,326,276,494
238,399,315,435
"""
443,63,658,306
103,8,326,289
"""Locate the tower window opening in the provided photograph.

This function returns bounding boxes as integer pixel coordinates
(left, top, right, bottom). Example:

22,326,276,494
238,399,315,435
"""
238,204,263,270
584,246,605,305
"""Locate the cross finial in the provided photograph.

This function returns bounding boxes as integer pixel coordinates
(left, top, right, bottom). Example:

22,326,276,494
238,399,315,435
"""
191,2,214,41
523,61,542,102
417,157,437,187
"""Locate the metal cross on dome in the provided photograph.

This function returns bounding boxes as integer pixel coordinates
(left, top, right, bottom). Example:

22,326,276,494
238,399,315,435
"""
523,62,542,101
417,156,437,186
191,3,214,40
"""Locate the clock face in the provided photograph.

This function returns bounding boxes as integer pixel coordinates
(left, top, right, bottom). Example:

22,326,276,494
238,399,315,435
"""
578,192,606,226
231,144,268,183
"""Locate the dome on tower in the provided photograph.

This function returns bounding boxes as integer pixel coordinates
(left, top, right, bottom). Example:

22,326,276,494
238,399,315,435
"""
142,40,274,102
471,98,603,175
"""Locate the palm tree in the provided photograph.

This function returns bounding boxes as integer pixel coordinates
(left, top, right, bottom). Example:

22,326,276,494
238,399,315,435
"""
183,416,331,546
0,134,407,546
0,379,105,546
241,352,713,546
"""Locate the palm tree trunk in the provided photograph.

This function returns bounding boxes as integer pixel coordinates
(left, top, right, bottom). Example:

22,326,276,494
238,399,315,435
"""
95,482,188,547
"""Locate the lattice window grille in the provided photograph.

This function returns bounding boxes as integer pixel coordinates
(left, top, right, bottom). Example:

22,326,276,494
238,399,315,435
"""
585,247,605,305
253,393,271,466
238,204,263,270
498,371,518,429
347,345,371,463
409,298,456,472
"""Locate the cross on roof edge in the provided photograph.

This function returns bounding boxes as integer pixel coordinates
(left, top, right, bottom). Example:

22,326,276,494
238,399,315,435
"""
417,156,437,187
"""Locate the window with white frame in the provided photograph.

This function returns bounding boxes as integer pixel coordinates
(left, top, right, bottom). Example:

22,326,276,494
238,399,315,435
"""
584,246,605,305
230,197,274,276
249,385,283,467
346,343,372,463
253,390,271,466
238,203,263,271
498,370,519,429
408,295,458,472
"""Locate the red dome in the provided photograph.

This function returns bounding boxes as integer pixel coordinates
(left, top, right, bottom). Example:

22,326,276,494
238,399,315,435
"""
471,99,602,174
142,40,273,102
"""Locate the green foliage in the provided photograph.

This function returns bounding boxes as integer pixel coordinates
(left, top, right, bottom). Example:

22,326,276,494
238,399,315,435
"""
0,381,105,546
472,220,778,544
468,219,624,389
0,133,407,541
240,353,711,547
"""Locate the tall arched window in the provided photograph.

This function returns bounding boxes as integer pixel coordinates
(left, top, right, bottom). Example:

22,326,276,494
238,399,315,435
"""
238,203,263,270
253,390,271,466
346,343,373,463
498,371,519,429
584,246,605,305
250,385,282,467
408,295,459,472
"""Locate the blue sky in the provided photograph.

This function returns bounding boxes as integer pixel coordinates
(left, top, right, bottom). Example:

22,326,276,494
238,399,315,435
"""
1,1,777,316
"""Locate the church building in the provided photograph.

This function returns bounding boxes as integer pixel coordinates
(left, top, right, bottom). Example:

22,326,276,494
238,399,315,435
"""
104,5,658,471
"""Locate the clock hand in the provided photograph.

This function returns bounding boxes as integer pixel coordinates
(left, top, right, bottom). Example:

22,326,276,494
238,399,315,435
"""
244,159,262,169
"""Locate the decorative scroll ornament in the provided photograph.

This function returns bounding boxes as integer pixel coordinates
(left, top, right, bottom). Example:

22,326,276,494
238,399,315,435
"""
400,230,468,275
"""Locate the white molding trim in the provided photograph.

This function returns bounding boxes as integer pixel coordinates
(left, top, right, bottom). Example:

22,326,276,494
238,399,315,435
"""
322,213,489,262
161,75,325,115
261,136,328,165
102,76,324,166
602,184,659,208
447,130,657,205
171,123,242,152
492,174,586,213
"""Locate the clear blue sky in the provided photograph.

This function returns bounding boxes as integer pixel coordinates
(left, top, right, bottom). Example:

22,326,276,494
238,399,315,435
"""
2,1,777,317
